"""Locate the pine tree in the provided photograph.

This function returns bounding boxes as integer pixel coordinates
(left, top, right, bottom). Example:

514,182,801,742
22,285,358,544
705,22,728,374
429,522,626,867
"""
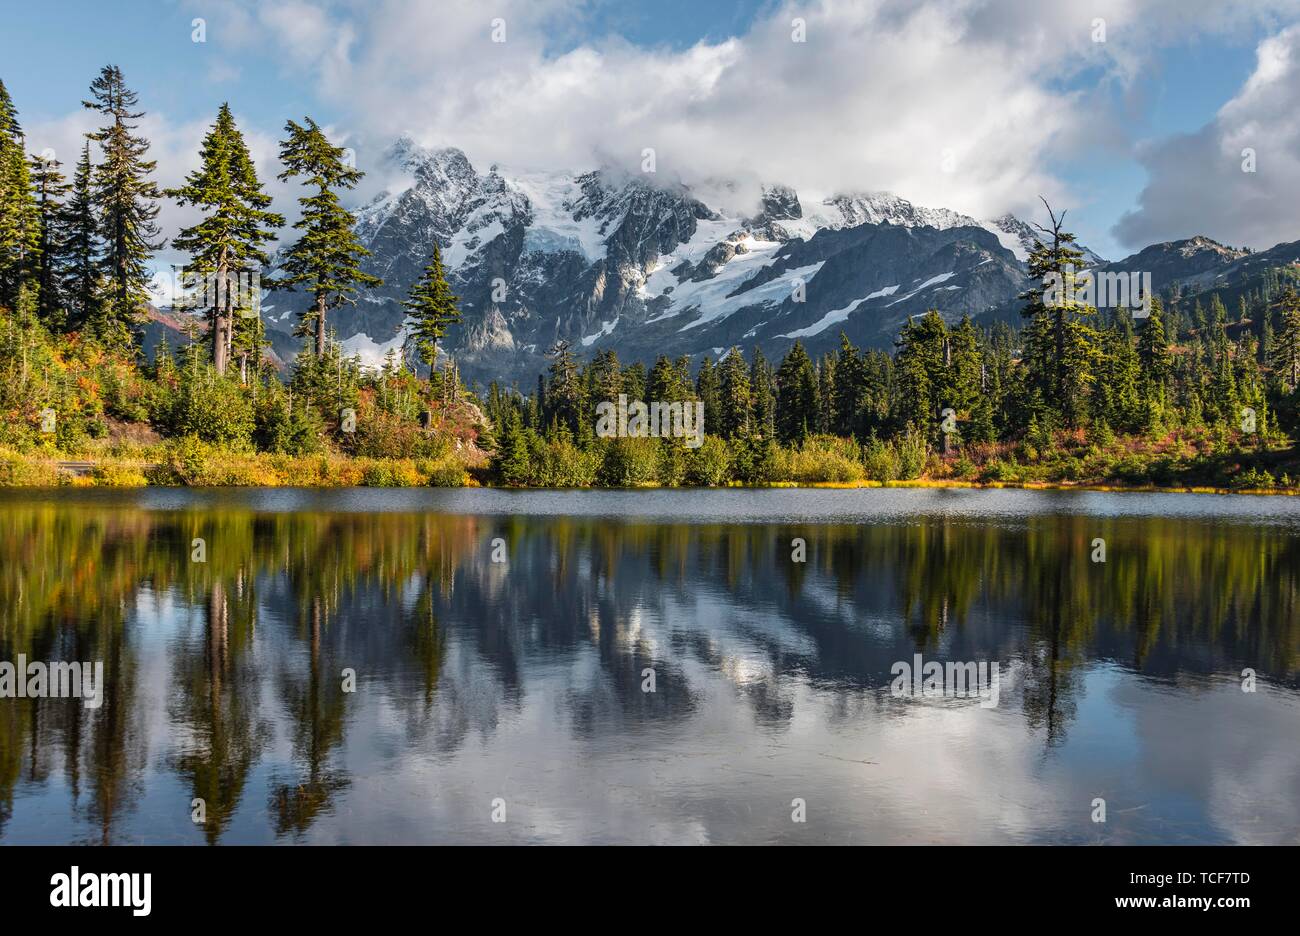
543,340,584,435
817,354,835,434
495,407,533,486
830,333,863,437
588,349,623,406
277,117,381,357
1137,297,1172,405
83,65,163,344
750,346,776,440
647,354,687,403
0,78,41,310
401,242,461,377
946,315,984,439
695,356,722,433
1271,288,1300,393
61,142,100,328
28,153,70,327
168,103,284,375
0,77,21,140
775,340,817,443
895,311,947,440
1019,199,1100,429
718,347,751,438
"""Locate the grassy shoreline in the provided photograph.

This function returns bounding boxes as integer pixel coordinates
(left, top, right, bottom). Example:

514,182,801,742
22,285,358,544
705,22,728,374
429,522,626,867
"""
3,447,1297,495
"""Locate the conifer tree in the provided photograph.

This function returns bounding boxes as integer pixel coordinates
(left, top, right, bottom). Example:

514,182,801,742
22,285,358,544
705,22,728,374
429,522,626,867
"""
61,142,100,328
946,315,984,438
750,346,776,440
647,354,686,403
277,117,380,357
83,65,163,344
0,78,41,310
1137,297,1172,404
1271,288,1300,393
895,311,947,440
401,242,461,378
588,349,623,405
775,340,817,444
29,153,70,328
168,103,284,375
543,340,584,435
1019,200,1100,428
718,347,751,438
0,77,21,140
830,333,864,438
695,356,722,432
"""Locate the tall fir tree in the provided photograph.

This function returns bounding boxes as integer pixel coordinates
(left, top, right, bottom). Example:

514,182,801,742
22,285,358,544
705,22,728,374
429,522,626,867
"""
894,311,947,440
277,117,380,357
695,356,722,433
1137,297,1172,405
588,349,623,405
168,103,284,375
544,340,584,436
401,242,461,378
1018,200,1100,429
0,78,41,310
28,153,70,327
61,142,100,328
83,65,163,345
1271,288,1300,393
775,340,817,444
718,347,751,438
750,346,776,440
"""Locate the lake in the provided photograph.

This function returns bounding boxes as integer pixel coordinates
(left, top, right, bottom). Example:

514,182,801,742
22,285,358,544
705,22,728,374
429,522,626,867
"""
0,487,1297,844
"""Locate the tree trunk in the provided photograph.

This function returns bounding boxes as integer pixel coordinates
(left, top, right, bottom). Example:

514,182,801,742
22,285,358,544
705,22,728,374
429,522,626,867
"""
315,293,327,357
213,260,230,376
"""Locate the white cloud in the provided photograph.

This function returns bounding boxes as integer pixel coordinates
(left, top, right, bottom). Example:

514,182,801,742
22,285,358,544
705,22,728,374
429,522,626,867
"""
1115,23,1300,251
21,0,1300,261
215,0,1300,229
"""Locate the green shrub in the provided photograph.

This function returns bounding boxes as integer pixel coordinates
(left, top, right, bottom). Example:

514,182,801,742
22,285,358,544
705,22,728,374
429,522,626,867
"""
424,460,468,487
596,436,659,486
780,435,865,482
896,427,928,480
91,463,148,487
361,460,421,487
729,433,776,484
863,436,899,483
167,371,254,447
0,452,59,486
256,398,325,456
150,435,215,485
685,435,730,485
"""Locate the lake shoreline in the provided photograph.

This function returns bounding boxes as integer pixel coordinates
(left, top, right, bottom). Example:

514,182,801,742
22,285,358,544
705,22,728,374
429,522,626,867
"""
2,464,1296,496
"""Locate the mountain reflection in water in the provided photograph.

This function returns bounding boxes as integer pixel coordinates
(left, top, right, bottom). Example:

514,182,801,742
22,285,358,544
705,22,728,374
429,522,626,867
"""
0,488,1297,845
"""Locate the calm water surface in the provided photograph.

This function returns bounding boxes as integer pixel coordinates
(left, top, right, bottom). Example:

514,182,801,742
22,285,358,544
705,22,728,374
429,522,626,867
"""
0,487,1297,844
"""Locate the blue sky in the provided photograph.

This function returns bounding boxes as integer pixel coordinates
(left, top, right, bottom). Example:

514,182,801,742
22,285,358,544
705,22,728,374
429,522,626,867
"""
2,0,1298,260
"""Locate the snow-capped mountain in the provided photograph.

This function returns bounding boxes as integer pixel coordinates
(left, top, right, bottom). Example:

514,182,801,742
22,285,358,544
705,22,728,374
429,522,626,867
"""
261,137,1104,385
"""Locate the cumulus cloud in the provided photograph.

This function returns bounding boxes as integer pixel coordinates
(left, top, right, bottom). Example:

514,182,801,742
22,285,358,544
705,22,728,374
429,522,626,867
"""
1115,23,1300,250
209,0,1299,228
20,0,1300,259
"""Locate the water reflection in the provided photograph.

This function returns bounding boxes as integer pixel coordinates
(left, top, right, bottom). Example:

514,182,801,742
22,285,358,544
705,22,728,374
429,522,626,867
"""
0,493,1297,844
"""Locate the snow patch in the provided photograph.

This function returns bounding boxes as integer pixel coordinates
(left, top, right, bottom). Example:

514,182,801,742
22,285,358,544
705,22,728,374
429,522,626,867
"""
776,284,899,339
